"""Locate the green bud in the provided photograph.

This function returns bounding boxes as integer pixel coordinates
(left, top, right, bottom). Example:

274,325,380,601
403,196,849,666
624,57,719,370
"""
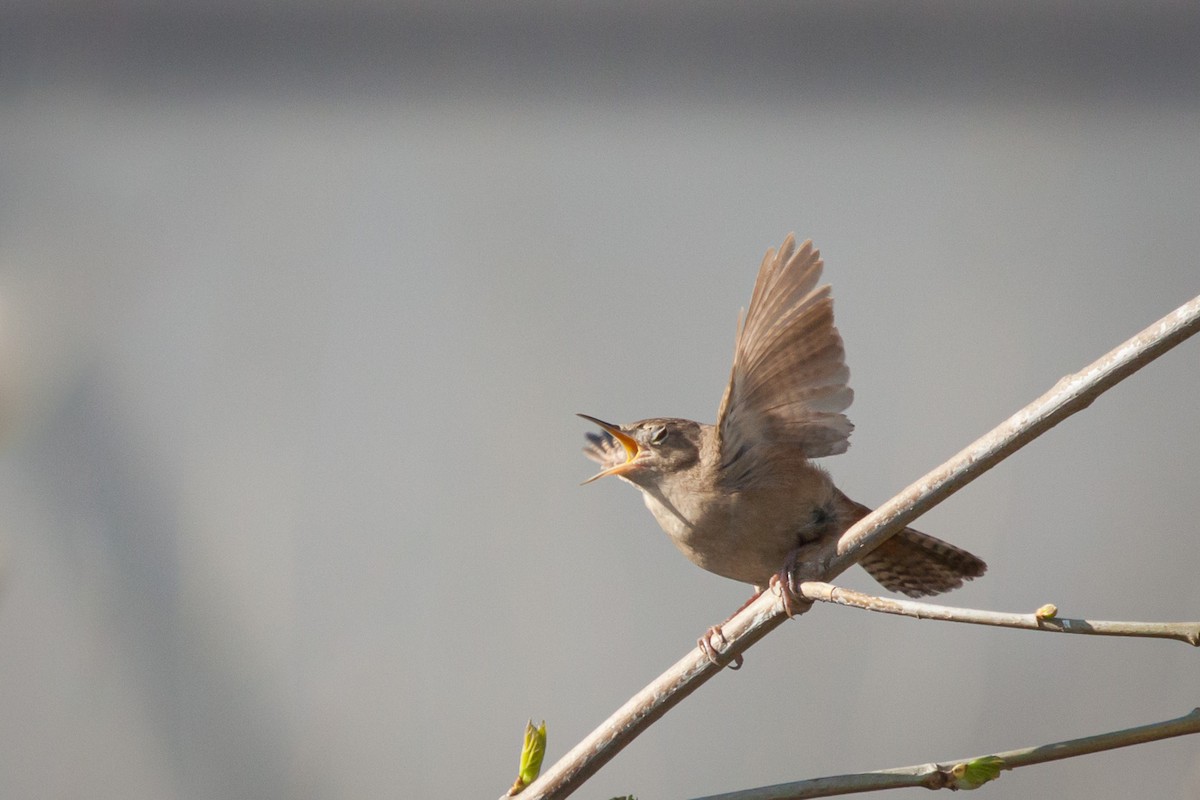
1035,604,1058,620
950,755,1004,789
508,719,547,795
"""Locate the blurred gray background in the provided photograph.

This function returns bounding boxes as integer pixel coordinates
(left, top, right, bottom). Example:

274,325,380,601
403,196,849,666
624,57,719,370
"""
1,3,1199,799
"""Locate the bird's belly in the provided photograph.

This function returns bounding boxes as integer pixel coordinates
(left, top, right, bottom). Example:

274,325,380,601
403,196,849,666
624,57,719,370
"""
639,481,834,587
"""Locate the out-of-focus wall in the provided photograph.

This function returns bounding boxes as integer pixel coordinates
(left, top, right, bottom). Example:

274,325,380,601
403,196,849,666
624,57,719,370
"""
1,5,1198,799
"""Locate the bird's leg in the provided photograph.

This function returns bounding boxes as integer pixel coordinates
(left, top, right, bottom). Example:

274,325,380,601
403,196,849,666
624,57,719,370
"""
697,589,764,670
699,543,829,667
770,542,826,617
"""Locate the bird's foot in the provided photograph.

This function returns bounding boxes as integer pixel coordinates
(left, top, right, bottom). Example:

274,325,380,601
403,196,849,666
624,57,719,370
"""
697,588,766,670
770,547,822,617
698,625,743,670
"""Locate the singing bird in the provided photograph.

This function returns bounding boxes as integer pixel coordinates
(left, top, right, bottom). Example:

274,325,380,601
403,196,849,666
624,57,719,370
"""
580,234,985,665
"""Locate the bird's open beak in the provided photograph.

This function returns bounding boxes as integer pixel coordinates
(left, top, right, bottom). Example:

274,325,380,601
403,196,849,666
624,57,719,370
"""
578,414,641,484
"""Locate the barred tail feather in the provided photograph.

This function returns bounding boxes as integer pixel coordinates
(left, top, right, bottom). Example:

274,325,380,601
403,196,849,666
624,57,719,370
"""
839,494,987,597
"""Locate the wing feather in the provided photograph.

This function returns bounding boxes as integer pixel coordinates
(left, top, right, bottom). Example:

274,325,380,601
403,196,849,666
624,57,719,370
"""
716,235,853,478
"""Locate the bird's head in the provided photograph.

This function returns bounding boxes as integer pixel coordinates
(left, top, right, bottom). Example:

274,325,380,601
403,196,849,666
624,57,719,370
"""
578,414,703,487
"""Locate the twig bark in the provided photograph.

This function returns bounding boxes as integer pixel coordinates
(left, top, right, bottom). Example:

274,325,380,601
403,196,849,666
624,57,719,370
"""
512,294,1200,800
801,581,1200,645
818,291,1200,584
688,708,1200,800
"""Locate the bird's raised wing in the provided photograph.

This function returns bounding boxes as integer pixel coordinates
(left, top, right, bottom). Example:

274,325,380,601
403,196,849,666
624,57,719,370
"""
715,235,853,480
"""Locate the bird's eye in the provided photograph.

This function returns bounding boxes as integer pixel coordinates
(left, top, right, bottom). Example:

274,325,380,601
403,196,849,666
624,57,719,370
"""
649,426,668,444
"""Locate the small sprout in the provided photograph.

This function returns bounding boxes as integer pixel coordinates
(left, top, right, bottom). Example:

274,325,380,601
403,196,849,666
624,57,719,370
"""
508,719,547,795
950,755,1004,789
1035,603,1058,620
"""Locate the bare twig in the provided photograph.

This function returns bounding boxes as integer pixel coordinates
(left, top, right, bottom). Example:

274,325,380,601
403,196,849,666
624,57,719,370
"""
514,295,1200,800
689,708,1200,800
801,582,1200,645
819,291,1200,583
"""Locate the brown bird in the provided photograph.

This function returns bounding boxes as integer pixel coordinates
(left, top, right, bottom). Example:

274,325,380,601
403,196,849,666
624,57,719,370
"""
580,234,985,666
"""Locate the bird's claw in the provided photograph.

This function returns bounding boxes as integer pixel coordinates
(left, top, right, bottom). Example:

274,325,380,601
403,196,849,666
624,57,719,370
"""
771,549,820,617
698,625,743,670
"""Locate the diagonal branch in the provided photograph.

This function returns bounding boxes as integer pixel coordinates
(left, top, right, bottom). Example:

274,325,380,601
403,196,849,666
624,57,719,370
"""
801,581,1200,645
819,291,1200,582
512,294,1200,800
688,708,1200,800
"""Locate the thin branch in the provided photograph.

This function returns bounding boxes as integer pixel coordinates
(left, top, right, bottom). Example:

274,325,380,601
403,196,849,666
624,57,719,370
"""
820,291,1200,583
688,708,1200,800
513,295,1200,800
801,581,1200,645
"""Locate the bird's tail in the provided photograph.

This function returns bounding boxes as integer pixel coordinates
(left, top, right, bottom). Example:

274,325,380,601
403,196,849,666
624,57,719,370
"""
838,494,987,598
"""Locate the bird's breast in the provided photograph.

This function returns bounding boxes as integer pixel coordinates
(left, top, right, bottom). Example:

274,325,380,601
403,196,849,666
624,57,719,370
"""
636,464,839,586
